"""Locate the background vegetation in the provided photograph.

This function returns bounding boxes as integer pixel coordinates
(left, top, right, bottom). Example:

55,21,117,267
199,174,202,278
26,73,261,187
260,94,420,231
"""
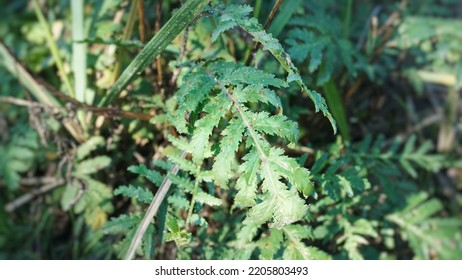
0,0,461,260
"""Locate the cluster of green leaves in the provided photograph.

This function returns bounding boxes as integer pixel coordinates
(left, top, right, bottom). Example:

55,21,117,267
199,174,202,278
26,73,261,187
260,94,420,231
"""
306,134,460,260
107,59,319,258
1,0,461,261
387,192,462,259
111,127,458,260
212,3,337,132
171,61,311,232
397,15,462,92
60,136,114,229
285,0,365,86
104,156,224,258
106,3,461,260
0,127,39,189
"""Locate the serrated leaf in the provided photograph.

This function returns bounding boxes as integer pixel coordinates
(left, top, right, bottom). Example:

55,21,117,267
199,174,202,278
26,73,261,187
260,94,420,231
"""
212,20,237,42
75,156,111,175
337,175,354,197
406,199,443,224
103,214,141,234
250,112,299,142
226,67,287,88
254,162,308,228
234,149,260,208
195,192,222,206
283,225,331,260
76,136,105,160
127,164,163,186
167,173,195,193
212,118,245,187
166,151,197,174
61,183,80,211
267,148,313,197
114,185,154,204
168,194,191,209
234,84,282,108
257,229,283,260
214,4,336,133
387,193,462,259
189,95,231,164
74,177,113,217
173,70,216,133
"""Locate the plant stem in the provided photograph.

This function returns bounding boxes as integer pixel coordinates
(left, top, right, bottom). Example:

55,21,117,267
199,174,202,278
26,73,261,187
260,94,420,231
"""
137,0,147,42
185,167,202,226
71,0,89,132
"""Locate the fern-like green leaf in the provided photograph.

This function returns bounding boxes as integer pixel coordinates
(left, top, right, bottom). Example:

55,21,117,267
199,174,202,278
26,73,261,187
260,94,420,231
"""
387,192,462,259
234,149,260,208
283,225,331,260
212,118,245,187
213,4,337,133
103,214,141,234
256,229,284,260
250,112,299,143
189,94,231,164
233,84,282,108
337,219,378,260
168,61,313,230
114,185,154,204
127,164,163,186
173,69,216,133
195,192,222,207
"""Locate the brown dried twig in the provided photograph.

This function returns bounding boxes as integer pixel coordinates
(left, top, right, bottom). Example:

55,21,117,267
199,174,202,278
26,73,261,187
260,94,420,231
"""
0,95,153,121
137,0,147,42
4,178,65,212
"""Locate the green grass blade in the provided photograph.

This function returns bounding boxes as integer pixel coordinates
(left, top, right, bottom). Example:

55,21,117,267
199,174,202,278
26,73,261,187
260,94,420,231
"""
253,0,263,19
323,79,350,142
71,0,88,104
98,0,211,107
268,0,302,37
109,0,139,86
32,0,75,98
343,0,353,38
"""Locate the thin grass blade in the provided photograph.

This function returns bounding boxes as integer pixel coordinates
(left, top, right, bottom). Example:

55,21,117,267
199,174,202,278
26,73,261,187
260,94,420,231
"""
99,0,210,107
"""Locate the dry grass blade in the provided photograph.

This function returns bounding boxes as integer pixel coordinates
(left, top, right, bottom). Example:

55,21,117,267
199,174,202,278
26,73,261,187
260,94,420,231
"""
99,0,210,107
0,41,86,142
